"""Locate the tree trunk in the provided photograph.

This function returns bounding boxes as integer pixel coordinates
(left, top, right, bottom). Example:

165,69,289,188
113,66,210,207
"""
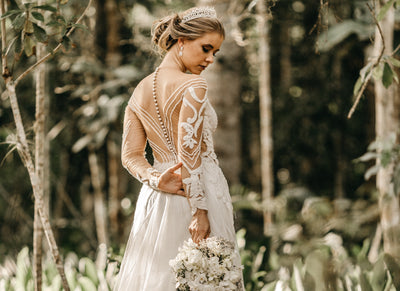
198,0,242,185
33,2,49,288
33,49,45,291
103,0,123,244
1,2,69,289
373,2,400,259
88,149,109,246
257,0,274,235
6,82,70,291
108,139,122,242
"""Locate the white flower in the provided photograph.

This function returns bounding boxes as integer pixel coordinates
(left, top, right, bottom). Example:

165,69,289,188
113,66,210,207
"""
170,237,244,290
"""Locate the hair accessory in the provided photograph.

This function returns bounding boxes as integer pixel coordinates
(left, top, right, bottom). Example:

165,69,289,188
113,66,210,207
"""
179,46,183,57
182,7,217,23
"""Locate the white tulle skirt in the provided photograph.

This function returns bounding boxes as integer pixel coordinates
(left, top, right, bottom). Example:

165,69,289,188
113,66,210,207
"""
113,158,239,291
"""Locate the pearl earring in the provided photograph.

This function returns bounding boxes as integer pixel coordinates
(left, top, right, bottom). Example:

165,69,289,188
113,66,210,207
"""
179,46,183,57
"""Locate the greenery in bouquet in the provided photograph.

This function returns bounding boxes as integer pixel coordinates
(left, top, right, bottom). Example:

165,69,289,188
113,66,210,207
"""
169,237,243,291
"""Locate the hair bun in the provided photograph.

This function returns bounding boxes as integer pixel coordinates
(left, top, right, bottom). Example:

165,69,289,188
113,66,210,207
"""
151,7,224,55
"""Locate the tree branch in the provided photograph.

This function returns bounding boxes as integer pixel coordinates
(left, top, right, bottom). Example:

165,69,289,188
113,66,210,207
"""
14,0,93,86
1,0,9,78
348,3,385,119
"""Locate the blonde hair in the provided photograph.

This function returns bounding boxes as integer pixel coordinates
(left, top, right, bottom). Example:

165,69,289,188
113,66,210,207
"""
151,7,225,54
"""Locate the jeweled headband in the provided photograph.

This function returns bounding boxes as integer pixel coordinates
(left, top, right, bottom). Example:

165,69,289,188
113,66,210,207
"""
182,7,217,23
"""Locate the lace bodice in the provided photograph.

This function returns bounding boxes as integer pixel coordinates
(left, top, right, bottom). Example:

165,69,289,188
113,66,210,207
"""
121,70,218,215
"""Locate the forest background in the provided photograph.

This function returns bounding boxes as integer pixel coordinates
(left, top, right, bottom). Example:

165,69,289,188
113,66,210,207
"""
1,0,400,290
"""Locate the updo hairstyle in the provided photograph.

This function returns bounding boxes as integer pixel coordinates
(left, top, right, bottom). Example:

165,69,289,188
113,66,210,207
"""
152,7,225,54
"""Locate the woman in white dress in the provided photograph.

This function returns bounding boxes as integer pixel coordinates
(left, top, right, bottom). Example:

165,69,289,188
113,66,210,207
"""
114,7,243,290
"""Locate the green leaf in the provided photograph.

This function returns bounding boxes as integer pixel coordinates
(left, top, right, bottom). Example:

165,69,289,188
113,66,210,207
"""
365,164,379,180
0,9,24,20
31,11,44,22
372,63,383,81
56,15,67,24
14,34,23,54
353,77,362,96
81,257,99,286
388,56,400,67
384,254,400,289
359,271,373,291
33,23,47,42
24,35,35,57
62,35,71,51
66,268,78,290
46,20,63,27
72,23,89,32
357,152,377,162
360,62,373,82
317,20,373,52
77,276,97,291
377,0,395,21
33,5,57,12
11,14,25,30
382,62,394,88
371,256,387,291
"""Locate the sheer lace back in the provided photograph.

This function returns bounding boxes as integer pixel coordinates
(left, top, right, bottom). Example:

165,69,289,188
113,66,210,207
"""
121,68,218,215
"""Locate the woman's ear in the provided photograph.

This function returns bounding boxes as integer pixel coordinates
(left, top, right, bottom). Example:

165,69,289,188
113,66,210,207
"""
178,38,185,46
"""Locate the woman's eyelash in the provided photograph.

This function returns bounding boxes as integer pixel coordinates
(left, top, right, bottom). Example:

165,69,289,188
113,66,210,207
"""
203,47,218,56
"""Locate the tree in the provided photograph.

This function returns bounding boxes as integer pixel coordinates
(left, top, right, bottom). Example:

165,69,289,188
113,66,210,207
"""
0,0,93,289
256,0,274,235
33,0,48,288
372,1,400,260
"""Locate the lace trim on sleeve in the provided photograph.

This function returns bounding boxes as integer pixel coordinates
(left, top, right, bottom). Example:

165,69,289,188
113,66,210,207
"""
179,86,208,215
182,167,207,215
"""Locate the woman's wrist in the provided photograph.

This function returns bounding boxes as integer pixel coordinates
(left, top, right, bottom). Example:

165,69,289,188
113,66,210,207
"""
193,208,208,216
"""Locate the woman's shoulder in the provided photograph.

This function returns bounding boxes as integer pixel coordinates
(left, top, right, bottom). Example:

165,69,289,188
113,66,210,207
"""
128,74,154,107
134,73,153,93
174,74,208,91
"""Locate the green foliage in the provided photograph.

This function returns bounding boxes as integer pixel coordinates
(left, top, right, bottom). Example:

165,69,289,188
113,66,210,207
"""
237,226,400,291
355,133,400,191
1,0,87,62
317,20,373,52
0,247,119,290
231,182,397,290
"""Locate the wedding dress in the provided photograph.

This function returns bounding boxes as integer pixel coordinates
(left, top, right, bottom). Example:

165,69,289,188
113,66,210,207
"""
114,68,242,290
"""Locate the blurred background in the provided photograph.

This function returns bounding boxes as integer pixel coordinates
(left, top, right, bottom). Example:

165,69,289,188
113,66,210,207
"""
1,0,400,290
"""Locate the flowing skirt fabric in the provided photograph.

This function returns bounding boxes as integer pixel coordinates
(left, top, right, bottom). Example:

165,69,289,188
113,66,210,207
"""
114,158,237,291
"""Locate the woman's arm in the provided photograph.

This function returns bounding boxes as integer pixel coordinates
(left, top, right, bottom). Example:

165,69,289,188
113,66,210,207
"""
178,79,210,242
122,105,184,195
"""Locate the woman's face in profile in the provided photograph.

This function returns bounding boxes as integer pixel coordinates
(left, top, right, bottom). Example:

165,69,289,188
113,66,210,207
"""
180,32,224,75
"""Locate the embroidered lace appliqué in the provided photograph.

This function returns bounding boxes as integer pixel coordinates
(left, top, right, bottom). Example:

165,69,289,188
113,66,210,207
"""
179,87,209,215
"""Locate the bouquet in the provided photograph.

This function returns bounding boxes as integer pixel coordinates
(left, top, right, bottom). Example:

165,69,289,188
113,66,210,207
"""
169,237,243,291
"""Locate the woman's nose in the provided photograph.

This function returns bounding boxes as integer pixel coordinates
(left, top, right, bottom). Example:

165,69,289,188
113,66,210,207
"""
206,54,214,63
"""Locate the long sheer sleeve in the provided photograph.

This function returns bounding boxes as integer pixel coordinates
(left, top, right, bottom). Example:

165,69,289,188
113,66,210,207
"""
121,105,161,189
178,82,208,215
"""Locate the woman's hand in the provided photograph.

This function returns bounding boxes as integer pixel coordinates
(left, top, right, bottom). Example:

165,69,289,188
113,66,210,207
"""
157,162,185,196
189,209,210,244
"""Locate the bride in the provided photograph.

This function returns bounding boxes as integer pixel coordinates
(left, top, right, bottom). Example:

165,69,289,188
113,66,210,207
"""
114,6,243,290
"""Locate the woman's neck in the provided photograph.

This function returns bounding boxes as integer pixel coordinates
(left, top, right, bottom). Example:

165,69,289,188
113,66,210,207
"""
159,45,186,73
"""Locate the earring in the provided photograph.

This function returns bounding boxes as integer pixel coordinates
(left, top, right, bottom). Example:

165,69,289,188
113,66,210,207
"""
179,46,183,57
